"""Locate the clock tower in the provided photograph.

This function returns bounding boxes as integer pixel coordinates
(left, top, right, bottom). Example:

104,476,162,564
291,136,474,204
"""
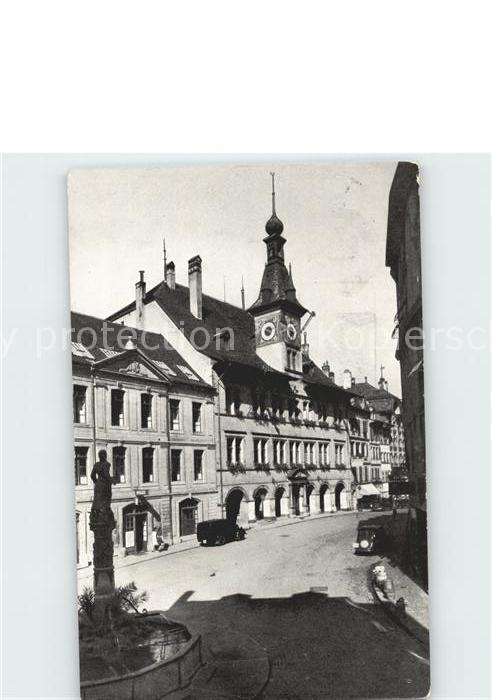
249,173,308,374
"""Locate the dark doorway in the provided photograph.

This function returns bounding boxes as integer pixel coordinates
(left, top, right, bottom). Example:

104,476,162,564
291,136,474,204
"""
226,489,245,524
275,487,285,517
319,484,329,513
335,482,345,511
179,498,199,536
123,504,149,553
292,484,301,515
254,488,268,520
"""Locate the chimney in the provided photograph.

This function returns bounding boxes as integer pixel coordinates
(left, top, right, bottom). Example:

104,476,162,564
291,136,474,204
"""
351,377,355,387
166,261,176,289
135,270,146,330
322,360,330,375
343,369,352,390
329,371,335,382
188,255,202,319
378,376,386,391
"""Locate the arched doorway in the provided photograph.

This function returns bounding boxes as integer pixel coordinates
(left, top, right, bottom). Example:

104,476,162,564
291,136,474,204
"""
226,489,246,524
306,484,314,512
319,484,329,513
274,487,285,517
179,498,199,536
254,488,268,520
123,503,150,553
335,482,345,511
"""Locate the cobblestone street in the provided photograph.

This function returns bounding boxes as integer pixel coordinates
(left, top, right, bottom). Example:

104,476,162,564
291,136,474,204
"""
78,512,430,698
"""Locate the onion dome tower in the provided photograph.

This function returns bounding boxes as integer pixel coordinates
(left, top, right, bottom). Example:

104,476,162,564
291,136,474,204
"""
249,173,307,374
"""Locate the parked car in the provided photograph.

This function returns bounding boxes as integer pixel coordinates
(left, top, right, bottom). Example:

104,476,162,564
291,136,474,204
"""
352,524,387,555
196,519,246,546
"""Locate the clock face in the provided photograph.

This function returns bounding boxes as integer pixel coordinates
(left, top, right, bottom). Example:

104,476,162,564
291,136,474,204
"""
286,322,297,341
260,320,276,342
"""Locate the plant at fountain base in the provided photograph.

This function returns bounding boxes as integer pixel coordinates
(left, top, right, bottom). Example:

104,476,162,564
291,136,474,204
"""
78,581,191,684
78,581,149,622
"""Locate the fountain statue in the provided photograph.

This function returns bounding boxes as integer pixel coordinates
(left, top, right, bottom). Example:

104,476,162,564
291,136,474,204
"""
89,449,116,626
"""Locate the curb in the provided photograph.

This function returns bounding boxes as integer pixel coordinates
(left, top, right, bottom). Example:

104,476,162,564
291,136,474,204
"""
367,563,429,648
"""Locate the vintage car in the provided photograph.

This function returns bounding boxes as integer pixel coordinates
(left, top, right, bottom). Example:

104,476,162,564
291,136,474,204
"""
352,524,387,555
196,519,246,546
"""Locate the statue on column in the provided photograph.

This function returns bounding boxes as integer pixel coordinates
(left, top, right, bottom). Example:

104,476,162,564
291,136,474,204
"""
89,449,116,625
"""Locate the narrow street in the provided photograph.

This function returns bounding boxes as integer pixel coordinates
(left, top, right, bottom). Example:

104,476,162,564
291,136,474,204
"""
78,513,430,698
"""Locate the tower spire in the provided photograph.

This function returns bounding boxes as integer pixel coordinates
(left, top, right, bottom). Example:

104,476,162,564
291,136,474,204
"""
241,275,245,310
270,171,276,216
163,238,167,283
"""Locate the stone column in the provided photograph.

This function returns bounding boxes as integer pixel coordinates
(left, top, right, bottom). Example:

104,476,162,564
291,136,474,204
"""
247,500,256,523
298,485,306,514
288,483,295,517
90,505,116,626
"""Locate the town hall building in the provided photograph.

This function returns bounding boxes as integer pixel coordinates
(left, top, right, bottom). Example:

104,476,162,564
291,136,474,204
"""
107,176,356,525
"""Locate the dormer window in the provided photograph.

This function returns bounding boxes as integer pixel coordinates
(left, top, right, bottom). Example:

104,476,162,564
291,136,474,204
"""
286,348,297,371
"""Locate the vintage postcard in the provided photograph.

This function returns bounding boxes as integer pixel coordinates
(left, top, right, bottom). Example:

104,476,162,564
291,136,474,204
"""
69,162,429,698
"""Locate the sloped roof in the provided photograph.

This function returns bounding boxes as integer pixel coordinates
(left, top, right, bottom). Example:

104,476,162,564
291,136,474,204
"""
107,281,354,399
249,260,308,316
352,381,401,412
71,311,211,389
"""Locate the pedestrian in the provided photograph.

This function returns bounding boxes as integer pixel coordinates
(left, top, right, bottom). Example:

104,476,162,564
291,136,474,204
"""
392,499,397,520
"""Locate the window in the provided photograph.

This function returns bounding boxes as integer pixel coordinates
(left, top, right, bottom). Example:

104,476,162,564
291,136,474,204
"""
177,364,199,381
335,443,344,466
99,348,121,359
304,442,315,465
153,360,176,376
73,385,87,424
142,447,154,483
319,442,329,466
287,348,297,371
194,450,203,480
169,399,180,431
171,449,182,481
71,342,94,359
253,438,268,465
111,389,125,426
113,446,126,483
192,402,202,433
289,440,302,465
141,393,153,429
226,436,244,466
74,446,88,485
225,386,234,415
273,439,285,465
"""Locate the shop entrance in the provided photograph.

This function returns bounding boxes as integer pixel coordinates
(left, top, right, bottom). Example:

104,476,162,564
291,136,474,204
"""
123,504,149,553
179,498,199,536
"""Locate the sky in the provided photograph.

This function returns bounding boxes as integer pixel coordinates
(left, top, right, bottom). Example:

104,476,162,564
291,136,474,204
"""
68,161,401,395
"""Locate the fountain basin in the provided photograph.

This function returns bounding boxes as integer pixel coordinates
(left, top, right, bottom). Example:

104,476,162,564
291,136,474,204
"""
80,612,202,699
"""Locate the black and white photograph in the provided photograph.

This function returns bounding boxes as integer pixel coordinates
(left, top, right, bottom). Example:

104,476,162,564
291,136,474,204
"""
68,162,429,699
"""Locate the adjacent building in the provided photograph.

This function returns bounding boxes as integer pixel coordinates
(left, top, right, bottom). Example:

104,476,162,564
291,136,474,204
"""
386,161,427,587
72,311,218,567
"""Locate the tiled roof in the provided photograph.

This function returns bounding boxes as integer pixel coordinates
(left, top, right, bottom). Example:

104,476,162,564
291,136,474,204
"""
107,281,354,398
71,311,211,389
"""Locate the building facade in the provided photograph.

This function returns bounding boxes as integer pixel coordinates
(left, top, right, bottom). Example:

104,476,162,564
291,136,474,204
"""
386,161,427,587
108,180,356,523
72,312,218,567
